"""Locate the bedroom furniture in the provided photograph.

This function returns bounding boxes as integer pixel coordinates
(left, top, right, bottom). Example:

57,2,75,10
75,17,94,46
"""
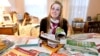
0,24,18,35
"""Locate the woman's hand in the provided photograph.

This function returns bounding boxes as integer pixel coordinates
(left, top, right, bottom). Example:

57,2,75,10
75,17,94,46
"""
40,31,44,34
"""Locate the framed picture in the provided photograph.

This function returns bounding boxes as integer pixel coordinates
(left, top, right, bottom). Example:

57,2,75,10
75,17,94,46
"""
97,14,100,21
3,14,12,23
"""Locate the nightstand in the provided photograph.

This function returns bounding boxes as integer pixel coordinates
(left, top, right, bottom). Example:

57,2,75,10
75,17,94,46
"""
0,24,18,35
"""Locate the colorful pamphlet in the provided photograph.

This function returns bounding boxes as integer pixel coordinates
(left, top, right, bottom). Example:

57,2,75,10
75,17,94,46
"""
38,52,50,56
29,49,40,56
51,53,67,56
66,39,99,55
2,47,37,56
55,27,66,36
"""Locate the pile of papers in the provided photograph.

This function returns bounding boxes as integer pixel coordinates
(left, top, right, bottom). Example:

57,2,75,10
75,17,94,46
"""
2,47,68,56
66,38,99,56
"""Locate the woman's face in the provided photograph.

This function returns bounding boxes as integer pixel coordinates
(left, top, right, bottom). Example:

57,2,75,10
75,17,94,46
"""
50,4,61,19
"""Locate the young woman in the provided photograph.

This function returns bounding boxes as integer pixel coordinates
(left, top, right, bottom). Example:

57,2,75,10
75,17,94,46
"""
40,1,68,41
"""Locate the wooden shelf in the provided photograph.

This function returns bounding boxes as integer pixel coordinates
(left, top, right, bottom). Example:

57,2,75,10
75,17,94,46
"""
0,24,18,35
85,21,100,33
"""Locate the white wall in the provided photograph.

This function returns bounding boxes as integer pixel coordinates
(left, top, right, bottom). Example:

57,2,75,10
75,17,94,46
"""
7,0,24,14
8,0,16,10
87,0,100,18
15,0,24,14
7,0,100,19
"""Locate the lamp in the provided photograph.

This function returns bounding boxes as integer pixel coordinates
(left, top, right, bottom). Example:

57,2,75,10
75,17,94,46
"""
0,0,11,24
0,0,11,7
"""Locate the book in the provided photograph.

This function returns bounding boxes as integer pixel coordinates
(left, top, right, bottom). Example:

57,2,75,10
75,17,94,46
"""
40,27,66,53
51,53,67,56
2,47,36,56
55,27,66,37
38,52,50,56
41,33,59,43
66,39,99,55
29,49,40,56
17,38,39,47
40,27,66,42
55,27,66,42
0,39,14,54
42,43,63,53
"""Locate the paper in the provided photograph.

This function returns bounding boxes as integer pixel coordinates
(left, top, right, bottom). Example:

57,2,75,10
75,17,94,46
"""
27,38,39,44
41,33,59,43
55,27,66,36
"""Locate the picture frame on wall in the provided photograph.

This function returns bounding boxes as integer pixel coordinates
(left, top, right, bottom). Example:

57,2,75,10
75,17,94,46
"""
4,16,10,21
3,14,12,24
97,14,100,21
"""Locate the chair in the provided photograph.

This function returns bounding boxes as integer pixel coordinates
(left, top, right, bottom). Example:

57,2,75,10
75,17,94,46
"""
30,24,40,37
72,18,85,34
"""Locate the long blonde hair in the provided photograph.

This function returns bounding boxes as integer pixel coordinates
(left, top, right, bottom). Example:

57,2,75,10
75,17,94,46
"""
47,1,63,32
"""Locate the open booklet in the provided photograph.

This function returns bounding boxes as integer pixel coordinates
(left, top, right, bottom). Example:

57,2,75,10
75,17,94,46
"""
55,27,66,40
41,27,66,43
40,27,66,48
55,27,66,36
41,33,59,43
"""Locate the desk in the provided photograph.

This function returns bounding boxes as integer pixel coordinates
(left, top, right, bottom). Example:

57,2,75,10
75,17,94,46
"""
0,24,18,35
0,34,100,56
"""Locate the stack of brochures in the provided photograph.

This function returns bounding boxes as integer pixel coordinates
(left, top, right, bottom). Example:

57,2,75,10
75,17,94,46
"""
66,38,99,56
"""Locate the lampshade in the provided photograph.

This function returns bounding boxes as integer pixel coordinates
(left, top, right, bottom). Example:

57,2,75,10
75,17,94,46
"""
0,0,11,23
0,0,11,7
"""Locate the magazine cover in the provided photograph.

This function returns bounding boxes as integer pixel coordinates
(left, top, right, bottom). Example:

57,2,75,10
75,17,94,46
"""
55,27,66,40
38,52,50,56
51,53,67,56
66,39,99,56
29,49,40,56
2,47,36,56
55,27,66,36
0,39,14,54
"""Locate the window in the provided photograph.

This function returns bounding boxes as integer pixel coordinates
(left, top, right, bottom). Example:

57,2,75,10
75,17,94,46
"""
25,0,47,19
68,0,89,24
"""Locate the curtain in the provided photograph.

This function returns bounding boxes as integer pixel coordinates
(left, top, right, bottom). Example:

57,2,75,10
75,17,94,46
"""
25,0,69,20
68,0,89,25
25,0,47,19
8,0,16,11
